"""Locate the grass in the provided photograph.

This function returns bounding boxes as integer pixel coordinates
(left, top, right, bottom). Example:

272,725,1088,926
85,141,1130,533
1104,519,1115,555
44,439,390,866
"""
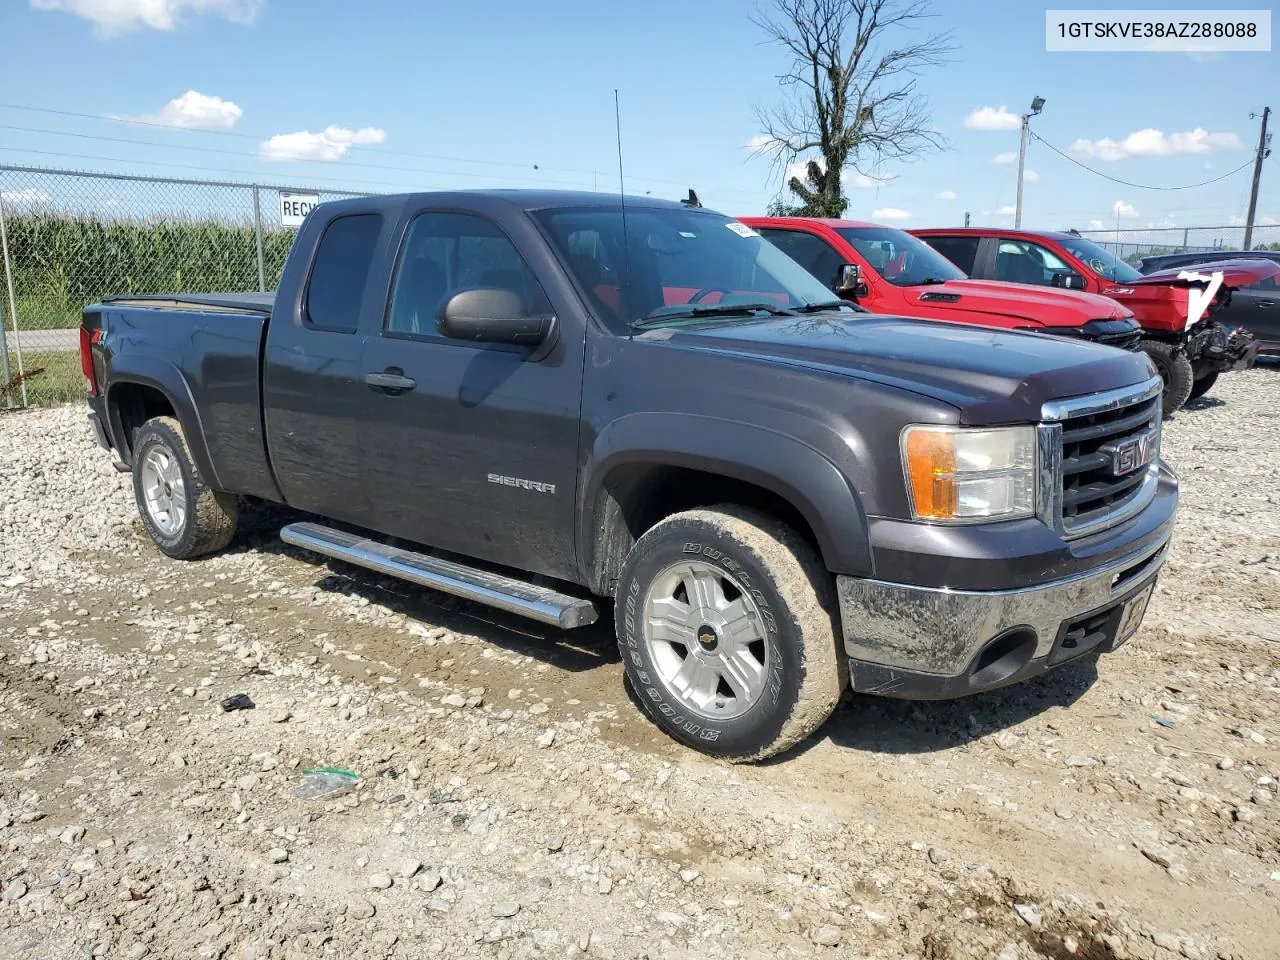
3,351,85,407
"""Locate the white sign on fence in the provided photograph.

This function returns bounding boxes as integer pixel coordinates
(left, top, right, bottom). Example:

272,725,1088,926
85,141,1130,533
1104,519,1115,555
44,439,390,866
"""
279,192,319,228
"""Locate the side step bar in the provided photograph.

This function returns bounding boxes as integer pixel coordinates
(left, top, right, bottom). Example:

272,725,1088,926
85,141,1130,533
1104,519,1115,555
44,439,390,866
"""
280,522,598,630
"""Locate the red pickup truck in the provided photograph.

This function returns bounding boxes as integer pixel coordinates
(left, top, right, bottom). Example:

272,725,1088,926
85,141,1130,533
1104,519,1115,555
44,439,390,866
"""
911,227,1275,413
740,217,1143,353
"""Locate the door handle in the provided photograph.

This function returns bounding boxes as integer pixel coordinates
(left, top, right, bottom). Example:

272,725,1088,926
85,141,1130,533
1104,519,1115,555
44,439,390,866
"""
364,369,417,393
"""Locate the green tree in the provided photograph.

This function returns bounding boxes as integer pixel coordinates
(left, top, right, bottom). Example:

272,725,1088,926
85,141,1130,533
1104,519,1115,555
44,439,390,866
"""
753,0,952,216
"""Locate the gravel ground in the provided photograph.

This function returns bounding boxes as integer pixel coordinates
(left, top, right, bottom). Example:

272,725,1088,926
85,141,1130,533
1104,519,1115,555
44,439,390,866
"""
1,370,1277,960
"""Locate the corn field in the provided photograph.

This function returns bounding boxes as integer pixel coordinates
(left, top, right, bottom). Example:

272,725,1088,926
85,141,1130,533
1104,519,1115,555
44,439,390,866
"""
4,212,295,329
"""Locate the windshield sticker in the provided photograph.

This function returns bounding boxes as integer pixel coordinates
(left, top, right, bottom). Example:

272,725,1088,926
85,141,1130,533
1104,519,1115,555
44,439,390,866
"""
679,231,697,238
725,222,759,239
1088,258,1111,273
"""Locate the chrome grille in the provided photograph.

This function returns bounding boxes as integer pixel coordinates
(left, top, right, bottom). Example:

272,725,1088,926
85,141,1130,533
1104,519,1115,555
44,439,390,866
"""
1038,377,1163,539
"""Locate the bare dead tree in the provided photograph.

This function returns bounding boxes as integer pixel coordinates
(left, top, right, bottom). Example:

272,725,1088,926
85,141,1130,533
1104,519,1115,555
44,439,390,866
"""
753,0,953,216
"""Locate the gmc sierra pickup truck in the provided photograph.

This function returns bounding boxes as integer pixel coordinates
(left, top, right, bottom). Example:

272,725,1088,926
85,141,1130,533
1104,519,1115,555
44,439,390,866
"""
82,191,1178,761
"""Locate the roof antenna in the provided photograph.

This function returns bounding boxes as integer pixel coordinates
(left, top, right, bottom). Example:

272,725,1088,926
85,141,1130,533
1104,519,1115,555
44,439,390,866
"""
615,89,632,337
681,189,702,208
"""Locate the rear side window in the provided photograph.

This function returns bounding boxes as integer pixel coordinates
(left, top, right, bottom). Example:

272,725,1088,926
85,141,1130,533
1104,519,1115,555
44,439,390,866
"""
305,213,383,333
924,235,980,276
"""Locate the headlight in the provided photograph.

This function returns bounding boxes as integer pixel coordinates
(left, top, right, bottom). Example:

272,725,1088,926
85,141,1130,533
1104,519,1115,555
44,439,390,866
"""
900,424,1036,522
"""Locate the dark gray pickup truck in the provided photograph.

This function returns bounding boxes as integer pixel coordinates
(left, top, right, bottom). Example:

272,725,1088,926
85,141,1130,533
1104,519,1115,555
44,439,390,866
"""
81,190,1177,761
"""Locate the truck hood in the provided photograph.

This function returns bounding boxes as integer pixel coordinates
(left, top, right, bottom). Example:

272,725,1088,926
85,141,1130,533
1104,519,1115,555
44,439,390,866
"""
1110,258,1280,290
650,313,1155,425
900,279,1131,328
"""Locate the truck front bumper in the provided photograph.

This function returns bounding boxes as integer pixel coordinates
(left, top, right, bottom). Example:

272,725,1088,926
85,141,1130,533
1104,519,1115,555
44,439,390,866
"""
837,525,1172,701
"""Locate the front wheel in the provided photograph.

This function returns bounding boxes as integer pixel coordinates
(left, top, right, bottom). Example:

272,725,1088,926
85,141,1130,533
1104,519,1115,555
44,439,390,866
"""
131,416,238,559
615,506,845,762
1140,340,1194,416
1188,369,1219,402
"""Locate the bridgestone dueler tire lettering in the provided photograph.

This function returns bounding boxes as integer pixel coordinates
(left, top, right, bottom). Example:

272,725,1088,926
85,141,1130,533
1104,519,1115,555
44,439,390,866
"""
131,416,238,560
615,505,845,762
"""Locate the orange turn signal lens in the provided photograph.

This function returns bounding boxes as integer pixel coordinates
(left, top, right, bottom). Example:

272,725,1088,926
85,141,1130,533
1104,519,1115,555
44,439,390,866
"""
903,428,958,519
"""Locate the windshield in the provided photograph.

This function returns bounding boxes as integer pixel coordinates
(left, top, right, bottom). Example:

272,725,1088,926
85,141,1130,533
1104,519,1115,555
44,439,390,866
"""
532,206,846,329
836,226,966,287
1058,235,1142,283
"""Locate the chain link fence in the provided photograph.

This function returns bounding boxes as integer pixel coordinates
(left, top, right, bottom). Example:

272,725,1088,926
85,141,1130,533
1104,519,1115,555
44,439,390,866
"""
0,165,367,405
1075,225,1280,267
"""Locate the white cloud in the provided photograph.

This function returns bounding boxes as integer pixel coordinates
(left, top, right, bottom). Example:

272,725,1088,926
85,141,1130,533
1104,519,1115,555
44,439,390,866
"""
997,205,1016,216
743,133,771,152
259,125,387,162
847,170,894,189
1111,200,1139,219
0,187,49,205
31,0,262,36
1087,219,1106,230
991,151,1018,165
872,207,911,220
964,106,1020,131
783,159,892,189
1068,127,1243,162
936,189,957,201
1023,169,1040,182
134,90,242,131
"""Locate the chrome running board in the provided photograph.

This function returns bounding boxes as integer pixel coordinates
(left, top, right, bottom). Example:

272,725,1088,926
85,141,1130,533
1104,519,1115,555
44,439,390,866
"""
280,522,598,630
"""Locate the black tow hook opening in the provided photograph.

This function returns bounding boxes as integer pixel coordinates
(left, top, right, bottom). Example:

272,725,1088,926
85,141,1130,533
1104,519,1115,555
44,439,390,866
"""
969,628,1038,689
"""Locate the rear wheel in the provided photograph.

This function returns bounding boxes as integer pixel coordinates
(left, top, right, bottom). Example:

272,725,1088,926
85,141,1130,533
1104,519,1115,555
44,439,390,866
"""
131,416,238,559
615,505,844,762
1188,369,1219,402
1140,340,1193,416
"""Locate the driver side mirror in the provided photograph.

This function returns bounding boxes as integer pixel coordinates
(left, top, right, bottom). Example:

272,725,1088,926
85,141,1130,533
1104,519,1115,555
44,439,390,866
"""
438,288,554,346
835,263,869,299
1052,271,1086,291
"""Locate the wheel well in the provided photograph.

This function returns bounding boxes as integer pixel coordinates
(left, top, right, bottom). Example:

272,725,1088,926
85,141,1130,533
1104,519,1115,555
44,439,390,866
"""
588,464,823,595
109,382,175,461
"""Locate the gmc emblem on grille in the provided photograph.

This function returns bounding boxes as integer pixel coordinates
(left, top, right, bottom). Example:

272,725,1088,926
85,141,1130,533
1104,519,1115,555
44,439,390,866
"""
1102,430,1155,477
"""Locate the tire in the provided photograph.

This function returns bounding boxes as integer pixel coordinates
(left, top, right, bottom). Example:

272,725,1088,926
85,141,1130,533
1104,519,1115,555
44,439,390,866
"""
1188,370,1219,402
614,505,844,762
131,416,237,559
1140,340,1194,416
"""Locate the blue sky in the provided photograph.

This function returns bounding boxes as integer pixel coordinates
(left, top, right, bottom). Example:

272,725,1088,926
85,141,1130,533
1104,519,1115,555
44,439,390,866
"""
0,0,1276,238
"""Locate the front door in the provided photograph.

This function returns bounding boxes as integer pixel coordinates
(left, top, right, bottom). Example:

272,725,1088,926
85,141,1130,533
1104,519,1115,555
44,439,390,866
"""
358,209,583,581
1223,279,1280,349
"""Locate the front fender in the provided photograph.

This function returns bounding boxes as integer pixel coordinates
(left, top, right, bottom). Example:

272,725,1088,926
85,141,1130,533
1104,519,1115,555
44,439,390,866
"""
104,355,221,490
583,412,872,579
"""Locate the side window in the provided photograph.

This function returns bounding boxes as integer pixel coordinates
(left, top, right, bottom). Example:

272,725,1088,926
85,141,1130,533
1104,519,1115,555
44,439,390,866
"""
994,238,1071,287
387,212,550,337
924,235,980,276
305,213,383,333
758,229,844,288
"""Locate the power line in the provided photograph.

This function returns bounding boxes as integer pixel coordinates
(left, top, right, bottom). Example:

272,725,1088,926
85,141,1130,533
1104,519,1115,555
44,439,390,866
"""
0,101,761,197
1028,130,1256,190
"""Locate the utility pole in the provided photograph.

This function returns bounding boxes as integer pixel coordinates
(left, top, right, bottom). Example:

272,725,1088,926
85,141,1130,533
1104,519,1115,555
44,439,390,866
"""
964,211,970,227
1014,96,1045,229
1243,106,1271,250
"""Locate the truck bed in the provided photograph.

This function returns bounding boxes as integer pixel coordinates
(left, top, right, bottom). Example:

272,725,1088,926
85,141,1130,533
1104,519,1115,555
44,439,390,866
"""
101,292,274,315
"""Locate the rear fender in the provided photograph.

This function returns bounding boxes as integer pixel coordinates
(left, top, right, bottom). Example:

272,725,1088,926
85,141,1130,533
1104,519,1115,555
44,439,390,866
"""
582,412,872,581
104,355,221,489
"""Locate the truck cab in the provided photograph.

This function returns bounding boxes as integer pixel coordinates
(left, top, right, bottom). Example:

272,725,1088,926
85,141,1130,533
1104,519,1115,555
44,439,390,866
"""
740,216,1143,349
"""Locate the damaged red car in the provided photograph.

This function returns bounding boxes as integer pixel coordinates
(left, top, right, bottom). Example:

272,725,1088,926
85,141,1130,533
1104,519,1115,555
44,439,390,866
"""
912,227,1277,414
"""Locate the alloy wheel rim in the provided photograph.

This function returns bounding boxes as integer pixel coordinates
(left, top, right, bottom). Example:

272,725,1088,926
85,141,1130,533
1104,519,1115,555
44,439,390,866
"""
641,560,770,721
140,447,186,537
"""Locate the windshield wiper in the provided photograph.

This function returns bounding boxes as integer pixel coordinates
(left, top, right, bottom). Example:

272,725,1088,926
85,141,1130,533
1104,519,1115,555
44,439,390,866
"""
795,299,858,313
632,302,797,328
